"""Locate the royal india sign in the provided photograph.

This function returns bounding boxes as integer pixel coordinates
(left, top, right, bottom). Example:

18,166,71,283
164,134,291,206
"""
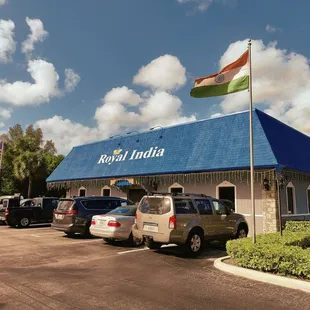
97,146,165,165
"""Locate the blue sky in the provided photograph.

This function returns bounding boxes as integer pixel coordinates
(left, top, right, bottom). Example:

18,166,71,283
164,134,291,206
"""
1,0,310,154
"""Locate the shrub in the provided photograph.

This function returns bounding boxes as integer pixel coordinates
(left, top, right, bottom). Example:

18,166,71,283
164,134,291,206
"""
285,221,310,233
226,231,310,279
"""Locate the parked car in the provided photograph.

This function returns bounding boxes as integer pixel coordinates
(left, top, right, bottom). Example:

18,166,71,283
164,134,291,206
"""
52,196,128,238
0,195,21,224
90,205,143,246
132,192,248,256
5,197,59,228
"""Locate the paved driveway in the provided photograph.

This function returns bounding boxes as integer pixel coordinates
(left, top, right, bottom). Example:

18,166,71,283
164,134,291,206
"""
0,224,309,310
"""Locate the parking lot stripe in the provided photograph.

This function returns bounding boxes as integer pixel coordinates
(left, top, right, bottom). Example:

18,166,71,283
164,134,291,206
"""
117,247,149,255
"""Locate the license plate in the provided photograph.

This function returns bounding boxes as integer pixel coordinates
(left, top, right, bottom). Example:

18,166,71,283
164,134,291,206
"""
143,224,158,232
98,220,107,226
55,214,64,220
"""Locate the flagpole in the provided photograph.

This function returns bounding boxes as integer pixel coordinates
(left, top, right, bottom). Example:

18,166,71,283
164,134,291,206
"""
248,39,256,244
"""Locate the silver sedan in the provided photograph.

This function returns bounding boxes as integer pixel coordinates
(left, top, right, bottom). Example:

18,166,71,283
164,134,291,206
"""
90,205,143,246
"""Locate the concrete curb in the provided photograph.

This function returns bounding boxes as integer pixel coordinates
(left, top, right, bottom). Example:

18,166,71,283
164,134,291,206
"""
214,256,310,294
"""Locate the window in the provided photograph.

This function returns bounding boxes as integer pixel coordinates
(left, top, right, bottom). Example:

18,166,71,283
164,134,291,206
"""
195,199,213,215
286,182,296,214
169,182,184,194
78,187,86,197
107,206,137,216
139,197,171,215
81,199,121,210
102,189,111,197
212,200,228,215
174,199,197,214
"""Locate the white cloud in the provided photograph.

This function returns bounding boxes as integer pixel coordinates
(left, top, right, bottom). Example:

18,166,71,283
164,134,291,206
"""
37,54,195,154
64,68,81,93
218,39,310,136
103,86,142,106
0,59,80,105
22,17,48,55
0,107,11,119
0,19,16,63
177,0,214,12
0,0,7,7
133,54,187,91
35,116,103,155
265,24,277,33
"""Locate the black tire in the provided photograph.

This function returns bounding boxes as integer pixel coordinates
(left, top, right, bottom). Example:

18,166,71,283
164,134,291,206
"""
82,223,92,238
65,232,75,237
236,225,248,239
18,217,30,228
184,230,204,257
103,238,115,244
128,233,143,247
145,240,162,250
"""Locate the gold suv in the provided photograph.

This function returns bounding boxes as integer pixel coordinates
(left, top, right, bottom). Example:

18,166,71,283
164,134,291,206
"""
132,193,248,256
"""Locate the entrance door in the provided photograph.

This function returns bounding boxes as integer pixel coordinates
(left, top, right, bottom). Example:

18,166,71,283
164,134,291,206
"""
128,189,147,204
218,186,235,210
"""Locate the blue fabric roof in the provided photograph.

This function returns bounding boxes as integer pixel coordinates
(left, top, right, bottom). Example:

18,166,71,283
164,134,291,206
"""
47,109,310,182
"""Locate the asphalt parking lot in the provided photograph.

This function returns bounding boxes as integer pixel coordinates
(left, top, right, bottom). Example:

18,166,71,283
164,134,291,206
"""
0,225,310,310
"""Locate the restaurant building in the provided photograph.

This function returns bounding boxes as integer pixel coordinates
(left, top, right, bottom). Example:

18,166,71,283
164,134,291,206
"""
47,109,310,235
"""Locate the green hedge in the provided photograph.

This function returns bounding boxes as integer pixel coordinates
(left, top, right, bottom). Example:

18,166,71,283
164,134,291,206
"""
285,221,310,233
226,231,310,280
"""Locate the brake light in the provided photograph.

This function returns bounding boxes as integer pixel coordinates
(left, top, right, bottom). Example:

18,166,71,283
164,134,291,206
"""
169,215,176,229
66,209,77,215
91,220,96,226
5,209,9,215
108,220,121,227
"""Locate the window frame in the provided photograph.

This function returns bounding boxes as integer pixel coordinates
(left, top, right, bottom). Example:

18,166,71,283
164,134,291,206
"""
78,187,87,197
168,182,184,194
102,186,111,197
212,199,230,216
174,198,197,214
286,182,296,214
216,180,237,212
194,198,214,215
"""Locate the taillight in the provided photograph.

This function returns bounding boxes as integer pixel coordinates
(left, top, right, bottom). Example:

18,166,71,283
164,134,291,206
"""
66,209,77,215
91,220,96,226
108,220,121,227
169,215,176,229
5,209,9,215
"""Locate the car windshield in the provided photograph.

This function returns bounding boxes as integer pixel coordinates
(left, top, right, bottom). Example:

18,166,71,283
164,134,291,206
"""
107,206,137,216
57,200,75,211
138,197,171,215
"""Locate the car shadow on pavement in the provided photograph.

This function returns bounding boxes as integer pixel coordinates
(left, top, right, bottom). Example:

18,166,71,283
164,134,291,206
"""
154,241,228,259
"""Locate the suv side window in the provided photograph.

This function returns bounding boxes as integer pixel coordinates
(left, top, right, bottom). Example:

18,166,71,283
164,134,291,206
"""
195,199,213,215
212,200,228,215
174,199,197,214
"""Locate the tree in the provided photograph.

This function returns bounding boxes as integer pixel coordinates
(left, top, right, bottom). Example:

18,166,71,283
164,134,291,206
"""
0,124,63,198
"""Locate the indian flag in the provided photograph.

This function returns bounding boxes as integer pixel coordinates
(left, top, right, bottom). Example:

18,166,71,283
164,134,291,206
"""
190,50,249,98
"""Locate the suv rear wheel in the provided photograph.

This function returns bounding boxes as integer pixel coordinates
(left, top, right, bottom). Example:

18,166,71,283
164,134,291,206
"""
184,230,204,256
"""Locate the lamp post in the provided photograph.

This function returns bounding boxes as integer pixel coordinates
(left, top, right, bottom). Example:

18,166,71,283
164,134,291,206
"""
150,126,164,138
127,131,140,142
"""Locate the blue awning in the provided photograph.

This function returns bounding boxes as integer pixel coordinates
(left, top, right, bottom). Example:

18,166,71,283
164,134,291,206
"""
114,180,132,187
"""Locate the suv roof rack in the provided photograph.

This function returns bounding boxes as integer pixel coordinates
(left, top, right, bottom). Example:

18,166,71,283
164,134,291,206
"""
147,192,211,197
